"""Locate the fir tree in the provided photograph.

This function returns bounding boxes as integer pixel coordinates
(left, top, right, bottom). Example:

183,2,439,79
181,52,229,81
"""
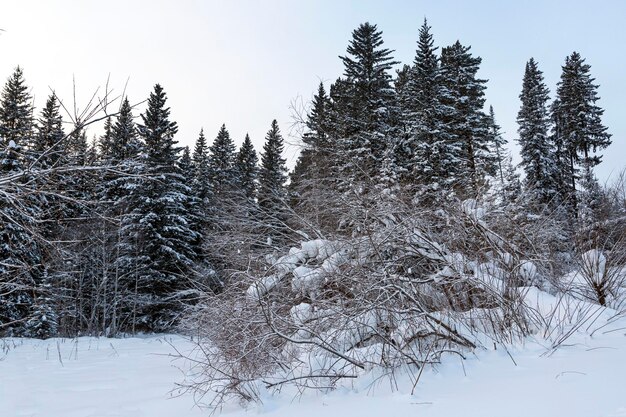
101,97,142,210
179,145,205,260
517,58,557,207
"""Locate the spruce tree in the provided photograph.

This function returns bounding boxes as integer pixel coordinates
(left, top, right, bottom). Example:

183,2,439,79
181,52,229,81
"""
109,98,142,162
34,94,65,168
119,84,197,331
440,41,491,196
0,138,45,336
179,145,205,260
516,58,557,206
0,67,33,153
98,116,114,161
100,97,142,209
398,19,452,189
258,120,288,244
95,99,142,335
553,52,611,215
208,124,238,197
291,82,331,202
191,128,212,205
236,133,259,201
487,106,507,186
338,22,398,181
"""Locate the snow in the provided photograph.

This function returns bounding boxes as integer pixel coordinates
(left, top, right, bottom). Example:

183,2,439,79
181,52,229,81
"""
0,335,204,417
247,240,346,300
581,249,607,284
3,271,626,417
1,315,625,417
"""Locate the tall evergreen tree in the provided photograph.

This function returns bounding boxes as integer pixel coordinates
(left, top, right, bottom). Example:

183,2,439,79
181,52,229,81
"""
101,97,142,208
552,52,611,215
34,94,65,168
109,98,142,162
0,67,33,153
337,22,398,181
208,124,238,197
236,133,259,201
258,120,288,244
440,41,491,196
0,137,46,336
488,106,506,183
191,128,211,206
291,82,331,200
398,19,452,188
516,58,557,206
98,116,114,161
119,84,197,331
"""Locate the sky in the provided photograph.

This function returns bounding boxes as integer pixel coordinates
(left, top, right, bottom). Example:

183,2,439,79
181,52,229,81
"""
1,0,624,183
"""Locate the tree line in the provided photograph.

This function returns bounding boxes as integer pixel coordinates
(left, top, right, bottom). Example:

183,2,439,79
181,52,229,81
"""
0,19,617,338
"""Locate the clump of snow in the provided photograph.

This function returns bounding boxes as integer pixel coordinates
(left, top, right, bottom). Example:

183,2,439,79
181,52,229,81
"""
519,260,538,284
247,274,281,300
292,266,325,298
290,302,313,325
581,249,607,284
461,198,486,222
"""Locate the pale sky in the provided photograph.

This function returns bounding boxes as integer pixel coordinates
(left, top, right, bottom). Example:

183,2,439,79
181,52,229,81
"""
1,0,624,182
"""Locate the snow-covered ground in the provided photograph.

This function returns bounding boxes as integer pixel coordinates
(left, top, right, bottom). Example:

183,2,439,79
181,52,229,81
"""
1,307,625,417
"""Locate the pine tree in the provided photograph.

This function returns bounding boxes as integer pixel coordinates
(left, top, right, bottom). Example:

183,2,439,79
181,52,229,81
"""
236,133,259,201
553,52,611,215
440,41,491,196
516,58,558,206
258,120,288,244
119,84,198,331
0,67,33,154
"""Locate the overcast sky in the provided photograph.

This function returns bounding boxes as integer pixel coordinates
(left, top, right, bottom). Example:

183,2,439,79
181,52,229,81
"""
1,0,624,182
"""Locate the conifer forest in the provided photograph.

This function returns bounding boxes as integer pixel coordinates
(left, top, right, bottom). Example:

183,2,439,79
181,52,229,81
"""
1,15,625,413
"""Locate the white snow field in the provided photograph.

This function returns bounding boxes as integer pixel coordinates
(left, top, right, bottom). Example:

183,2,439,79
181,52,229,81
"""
1,301,626,417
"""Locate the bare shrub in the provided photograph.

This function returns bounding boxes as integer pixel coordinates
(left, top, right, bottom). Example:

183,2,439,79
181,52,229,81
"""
179,189,548,409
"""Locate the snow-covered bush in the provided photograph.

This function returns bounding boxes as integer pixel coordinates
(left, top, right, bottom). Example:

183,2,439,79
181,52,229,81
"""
183,194,545,407
575,247,626,307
